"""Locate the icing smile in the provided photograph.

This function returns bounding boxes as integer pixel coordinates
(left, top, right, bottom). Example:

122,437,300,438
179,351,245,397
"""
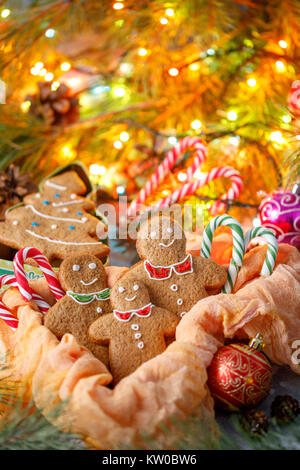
125,295,137,302
159,239,175,248
80,277,98,286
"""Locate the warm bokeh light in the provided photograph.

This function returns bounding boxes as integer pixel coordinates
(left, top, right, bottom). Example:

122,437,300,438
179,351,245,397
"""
279,40,288,48
113,2,124,10
113,86,126,97
160,17,168,25
247,77,256,87
45,28,55,38
282,115,291,123
61,62,71,71
61,145,75,159
165,8,174,16
189,63,199,71
168,67,179,76
113,140,123,149
89,164,107,176
44,72,54,82
21,101,31,113
120,131,129,142
1,9,11,18
51,81,60,91
275,60,286,72
227,110,237,121
191,119,202,130
178,172,187,182
138,48,148,56
168,136,177,145
270,131,284,144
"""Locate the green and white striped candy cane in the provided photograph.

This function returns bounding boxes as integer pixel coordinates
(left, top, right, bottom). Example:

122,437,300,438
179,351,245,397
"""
201,214,245,293
244,226,278,276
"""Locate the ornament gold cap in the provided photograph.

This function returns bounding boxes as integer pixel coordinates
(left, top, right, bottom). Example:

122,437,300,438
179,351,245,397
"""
249,333,265,351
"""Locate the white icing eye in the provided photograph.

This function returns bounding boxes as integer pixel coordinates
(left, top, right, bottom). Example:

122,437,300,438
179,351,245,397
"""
167,227,173,234
118,286,125,293
70,194,76,199
89,263,96,270
133,284,139,291
72,264,80,272
150,231,157,238
51,224,57,229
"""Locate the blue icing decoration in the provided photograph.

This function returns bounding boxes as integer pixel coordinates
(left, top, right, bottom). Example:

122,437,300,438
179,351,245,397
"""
43,200,49,205
55,193,60,198
77,211,83,216
32,222,39,227
68,225,75,230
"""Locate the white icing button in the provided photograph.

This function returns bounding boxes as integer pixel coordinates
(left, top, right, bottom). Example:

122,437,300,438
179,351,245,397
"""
62,208,69,213
135,333,142,339
177,298,183,306
51,224,57,229
180,312,187,318
170,284,178,292
70,194,76,199
89,263,96,269
12,220,19,225
72,264,80,271
137,341,144,349
131,324,139,331
97,307,102,314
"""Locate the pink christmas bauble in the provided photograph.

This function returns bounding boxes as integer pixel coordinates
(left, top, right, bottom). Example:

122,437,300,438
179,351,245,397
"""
259,190,300,248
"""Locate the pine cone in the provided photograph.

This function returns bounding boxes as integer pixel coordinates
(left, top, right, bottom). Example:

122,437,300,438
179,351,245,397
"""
271,395,300,423
0,165,37,220
240,409,269,436
27,82,79,127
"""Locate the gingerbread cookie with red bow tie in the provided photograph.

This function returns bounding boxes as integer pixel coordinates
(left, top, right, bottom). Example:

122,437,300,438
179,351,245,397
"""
122,215,227,318
89,277,179,384
44,254,111,365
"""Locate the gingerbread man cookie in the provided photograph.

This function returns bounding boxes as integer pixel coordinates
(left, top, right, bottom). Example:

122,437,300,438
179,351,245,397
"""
0,171,109,264
122,215,227,318
44,254,111,365
89,277,179,384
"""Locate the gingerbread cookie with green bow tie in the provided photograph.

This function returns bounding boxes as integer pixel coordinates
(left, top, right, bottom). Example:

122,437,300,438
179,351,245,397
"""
122,215,227,318
44,254,111,365
89,277,179,384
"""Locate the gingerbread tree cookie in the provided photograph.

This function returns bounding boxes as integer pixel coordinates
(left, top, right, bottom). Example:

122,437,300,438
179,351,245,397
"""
0,171,109,264
122,215,227,318
89,277,179,384
44,254,111,365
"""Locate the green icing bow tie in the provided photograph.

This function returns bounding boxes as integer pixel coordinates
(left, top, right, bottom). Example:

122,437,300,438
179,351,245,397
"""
67,288,111,304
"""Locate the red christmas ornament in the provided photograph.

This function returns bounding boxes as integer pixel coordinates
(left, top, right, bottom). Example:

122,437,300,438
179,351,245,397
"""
288,80,300,115
207,335,272,411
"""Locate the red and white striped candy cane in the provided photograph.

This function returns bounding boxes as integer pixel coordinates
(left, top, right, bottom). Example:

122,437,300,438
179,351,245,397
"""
14,248,64,307
0,275,19,330
128,137,207,217
144,166,243,215
0,274,52,314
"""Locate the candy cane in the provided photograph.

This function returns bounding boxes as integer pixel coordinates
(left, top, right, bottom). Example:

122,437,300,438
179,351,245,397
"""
0,274,52,314
14,248,64,306
244,226,278,276
201,214,245,293
128,137,207,216
145,167,243,215
0,275,19,330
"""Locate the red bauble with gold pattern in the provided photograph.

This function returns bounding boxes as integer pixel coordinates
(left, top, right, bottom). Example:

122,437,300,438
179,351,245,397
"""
207,342,272,411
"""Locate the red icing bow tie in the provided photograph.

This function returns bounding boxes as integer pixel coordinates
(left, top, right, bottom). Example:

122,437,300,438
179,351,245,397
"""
113,303,153,322
144,254,193,280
